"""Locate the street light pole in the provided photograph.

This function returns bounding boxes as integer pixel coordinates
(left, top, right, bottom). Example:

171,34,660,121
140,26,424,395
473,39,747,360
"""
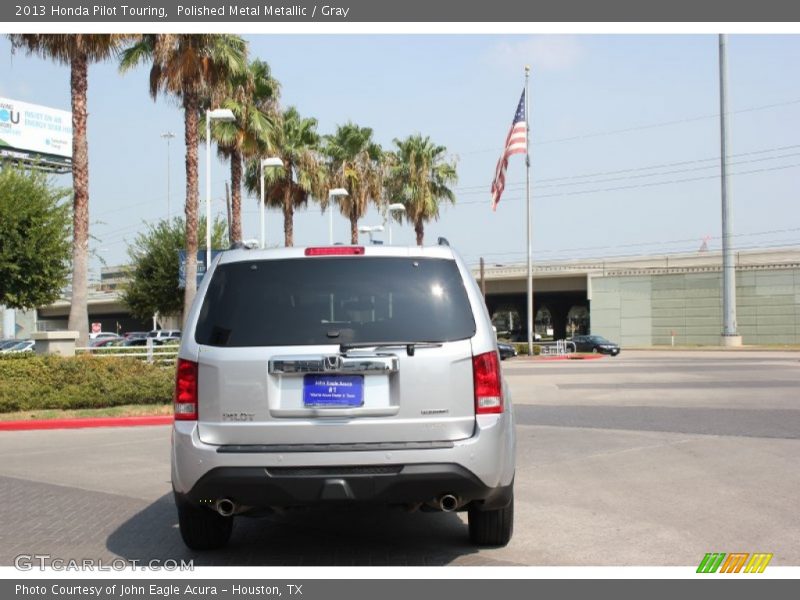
327,188,348,244
161,132,175,220
206,109,236,272
260,162,265,248
206,110,211,274
718,34,741,346
358,225,384,244
260,157,283,248
386,203,405,245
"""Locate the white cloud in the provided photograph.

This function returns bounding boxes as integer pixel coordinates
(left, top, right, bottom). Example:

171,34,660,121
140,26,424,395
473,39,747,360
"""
485,35,585,72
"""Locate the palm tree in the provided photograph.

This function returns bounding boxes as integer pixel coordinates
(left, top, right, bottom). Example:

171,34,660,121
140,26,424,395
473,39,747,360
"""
207,59,279,244
120,34,247,319
386,134,458,246
323,123,384,244
244,107,326,247
8,34,135,346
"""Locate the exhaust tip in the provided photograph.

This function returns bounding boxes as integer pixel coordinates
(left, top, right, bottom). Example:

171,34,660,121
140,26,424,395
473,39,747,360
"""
215,498,236,517
438,494,459,512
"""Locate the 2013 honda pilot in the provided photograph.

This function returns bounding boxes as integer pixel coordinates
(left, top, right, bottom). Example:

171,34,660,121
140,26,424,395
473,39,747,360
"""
172,243,516,549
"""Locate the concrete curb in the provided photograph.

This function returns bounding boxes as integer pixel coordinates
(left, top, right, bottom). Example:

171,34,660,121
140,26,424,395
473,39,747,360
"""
512,353,608,362
0,415,173,431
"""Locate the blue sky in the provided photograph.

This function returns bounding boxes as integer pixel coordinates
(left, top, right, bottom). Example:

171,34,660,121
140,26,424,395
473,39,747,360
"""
1,34,799,279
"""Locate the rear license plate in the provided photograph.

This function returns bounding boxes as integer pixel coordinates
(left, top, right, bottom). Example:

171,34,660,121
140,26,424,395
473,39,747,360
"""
303,375,364,408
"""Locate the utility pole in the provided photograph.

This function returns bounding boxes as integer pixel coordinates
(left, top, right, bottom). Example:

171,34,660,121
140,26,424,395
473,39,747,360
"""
225,182,232,246
480,257,486,300
161,132,175,220
719,34,742,347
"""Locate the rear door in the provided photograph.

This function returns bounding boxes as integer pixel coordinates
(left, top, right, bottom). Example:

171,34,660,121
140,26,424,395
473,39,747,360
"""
192,253,478,446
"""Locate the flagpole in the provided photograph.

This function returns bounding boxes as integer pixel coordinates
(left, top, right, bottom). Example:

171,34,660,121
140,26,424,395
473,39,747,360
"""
525,65,533,356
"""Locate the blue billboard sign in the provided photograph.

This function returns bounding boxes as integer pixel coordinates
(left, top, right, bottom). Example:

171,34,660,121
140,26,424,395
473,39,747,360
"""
178,250,223,288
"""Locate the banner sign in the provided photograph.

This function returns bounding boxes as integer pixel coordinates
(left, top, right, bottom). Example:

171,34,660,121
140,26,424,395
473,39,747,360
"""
178,250,223,289
0,97,72,162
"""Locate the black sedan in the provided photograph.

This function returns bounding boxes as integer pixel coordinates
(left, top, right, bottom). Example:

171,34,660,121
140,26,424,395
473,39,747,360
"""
570,335,620,356
497,341,518,360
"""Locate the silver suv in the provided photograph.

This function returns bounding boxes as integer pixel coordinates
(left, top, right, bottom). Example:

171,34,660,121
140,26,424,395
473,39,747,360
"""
172,244,516,549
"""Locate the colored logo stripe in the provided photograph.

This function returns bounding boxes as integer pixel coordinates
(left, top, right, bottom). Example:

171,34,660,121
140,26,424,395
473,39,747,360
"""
697,553,726,573
697,552,773,573
720,553,749,573
744,553,773,573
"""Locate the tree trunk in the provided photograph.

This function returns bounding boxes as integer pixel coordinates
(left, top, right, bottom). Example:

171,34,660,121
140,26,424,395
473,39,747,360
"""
182,91,200,322
229,147,242,244
350,205,358,244
283,186,294,247
67,52,90,347
415,219,424,246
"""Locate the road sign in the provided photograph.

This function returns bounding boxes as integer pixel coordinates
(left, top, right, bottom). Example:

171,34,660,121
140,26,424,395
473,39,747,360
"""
178,250,223,288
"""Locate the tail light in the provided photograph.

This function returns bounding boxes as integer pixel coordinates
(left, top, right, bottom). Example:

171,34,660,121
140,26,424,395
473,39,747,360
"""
473,351,503,414
174,359,198,420
305,246,365,256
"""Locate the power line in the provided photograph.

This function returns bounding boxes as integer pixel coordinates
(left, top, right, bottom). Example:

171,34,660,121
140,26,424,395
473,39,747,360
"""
454,150,800,196
464,238,800,267
462,226,800,263
455,161,800,206
533,143,800,184
458,97,800,157
451,142,800,196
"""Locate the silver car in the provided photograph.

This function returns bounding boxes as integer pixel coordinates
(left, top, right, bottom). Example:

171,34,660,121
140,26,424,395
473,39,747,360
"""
172,244,516,549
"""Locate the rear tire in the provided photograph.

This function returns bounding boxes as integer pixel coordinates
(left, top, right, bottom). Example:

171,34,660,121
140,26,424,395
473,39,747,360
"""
175,495,233,550
468,492,514,546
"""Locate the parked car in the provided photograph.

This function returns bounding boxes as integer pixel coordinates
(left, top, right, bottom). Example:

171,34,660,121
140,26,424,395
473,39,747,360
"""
497,341,518,360
570,334,620,356
89,332,120,341
90,335,122,347
148,329,181,340
1,340,34,353
172,244,516,550
123,331,148,340
0,340,20,352
122,337,164,347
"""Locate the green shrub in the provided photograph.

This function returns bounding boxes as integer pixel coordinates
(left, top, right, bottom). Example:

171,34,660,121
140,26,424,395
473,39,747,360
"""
512,342,542,356
0,353,173,413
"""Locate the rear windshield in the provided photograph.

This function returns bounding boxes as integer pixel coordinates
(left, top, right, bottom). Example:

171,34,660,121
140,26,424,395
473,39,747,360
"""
194,257,477,347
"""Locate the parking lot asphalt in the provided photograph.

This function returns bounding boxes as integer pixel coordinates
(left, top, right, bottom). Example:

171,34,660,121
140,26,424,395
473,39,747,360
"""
0,350,798,566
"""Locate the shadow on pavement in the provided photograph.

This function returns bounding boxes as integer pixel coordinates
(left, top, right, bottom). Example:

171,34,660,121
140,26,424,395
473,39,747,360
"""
106,493,487,566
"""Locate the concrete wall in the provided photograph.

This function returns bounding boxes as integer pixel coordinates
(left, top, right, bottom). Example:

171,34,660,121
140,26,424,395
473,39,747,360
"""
590,267,800,346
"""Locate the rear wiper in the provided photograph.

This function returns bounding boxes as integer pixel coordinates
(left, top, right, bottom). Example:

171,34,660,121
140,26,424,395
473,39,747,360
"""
339,341,443,357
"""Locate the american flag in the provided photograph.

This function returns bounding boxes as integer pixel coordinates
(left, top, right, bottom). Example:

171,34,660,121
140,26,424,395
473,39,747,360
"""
490,89,527,211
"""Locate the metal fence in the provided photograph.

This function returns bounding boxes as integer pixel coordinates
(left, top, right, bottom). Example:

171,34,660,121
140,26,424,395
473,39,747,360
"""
76,341,178,365
539,340,577,356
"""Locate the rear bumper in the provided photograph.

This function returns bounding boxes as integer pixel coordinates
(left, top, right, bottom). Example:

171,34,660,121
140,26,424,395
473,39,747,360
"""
176,463,513,511
172,409,516,502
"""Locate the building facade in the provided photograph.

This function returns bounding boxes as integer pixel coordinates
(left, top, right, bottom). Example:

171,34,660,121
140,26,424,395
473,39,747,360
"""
591,265,800,346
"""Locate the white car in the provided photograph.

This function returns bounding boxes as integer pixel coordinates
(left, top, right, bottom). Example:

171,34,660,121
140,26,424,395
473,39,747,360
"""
148,329,181,340
89,332,120,340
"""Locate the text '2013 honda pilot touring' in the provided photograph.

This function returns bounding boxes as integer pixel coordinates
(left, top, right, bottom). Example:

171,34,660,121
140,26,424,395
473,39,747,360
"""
172,243,516,549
